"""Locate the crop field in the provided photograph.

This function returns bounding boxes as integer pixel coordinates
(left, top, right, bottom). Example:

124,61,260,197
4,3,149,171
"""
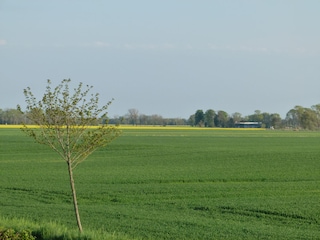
1,127,320,239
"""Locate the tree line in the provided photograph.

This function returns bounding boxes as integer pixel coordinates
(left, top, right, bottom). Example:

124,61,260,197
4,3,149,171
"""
188,109,282,128
188,104,320,130
109,108,187,126
2,104,320,130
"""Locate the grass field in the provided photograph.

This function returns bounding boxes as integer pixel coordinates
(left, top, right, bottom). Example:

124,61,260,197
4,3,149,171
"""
1,127,320,239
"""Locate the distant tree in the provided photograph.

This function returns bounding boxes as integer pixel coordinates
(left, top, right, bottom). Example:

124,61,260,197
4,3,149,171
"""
194,110,205,127
18,79,121,233
231,112,243,123
311,104,320,128
127,108,139,125
171,118,187,125
286,108,299,128
0,108,7,124
110,115,124,126
188,114,195,126
227,117,236,128
7,109,24,124
285,106,318,130
270,113,282,129
214,110,229,127
204,109,215,127
139,114,148,125
248,110,263,122
150,114,164,125
294,105,305,127
0,108,25,124
260,112,270,128
300,108,318,130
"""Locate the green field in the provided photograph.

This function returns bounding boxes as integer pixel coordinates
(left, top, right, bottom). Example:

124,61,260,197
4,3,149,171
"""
1,128,320,239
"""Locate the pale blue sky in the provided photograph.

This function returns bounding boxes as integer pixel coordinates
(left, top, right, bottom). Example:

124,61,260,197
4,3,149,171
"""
1,1,320,118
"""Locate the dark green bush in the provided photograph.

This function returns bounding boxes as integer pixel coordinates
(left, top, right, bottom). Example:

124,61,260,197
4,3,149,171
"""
0,228,36,240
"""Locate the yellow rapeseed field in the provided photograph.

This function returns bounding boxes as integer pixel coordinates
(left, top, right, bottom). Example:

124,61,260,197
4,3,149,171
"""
0,124,28,129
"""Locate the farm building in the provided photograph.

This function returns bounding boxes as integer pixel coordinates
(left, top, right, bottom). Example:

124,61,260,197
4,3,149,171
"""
235,121,262,128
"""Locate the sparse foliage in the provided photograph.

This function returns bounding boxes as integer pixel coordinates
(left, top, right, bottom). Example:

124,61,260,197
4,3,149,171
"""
127,108,139,125
18,79,121,232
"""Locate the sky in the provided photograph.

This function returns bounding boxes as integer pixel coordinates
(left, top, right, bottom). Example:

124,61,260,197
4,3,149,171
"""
1,0,320,119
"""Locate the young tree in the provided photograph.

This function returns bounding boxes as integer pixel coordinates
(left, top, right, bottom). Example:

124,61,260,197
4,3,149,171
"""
18,79,121,233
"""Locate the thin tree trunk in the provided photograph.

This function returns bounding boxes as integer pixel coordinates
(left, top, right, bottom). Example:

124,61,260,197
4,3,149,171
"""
68,162,83,233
